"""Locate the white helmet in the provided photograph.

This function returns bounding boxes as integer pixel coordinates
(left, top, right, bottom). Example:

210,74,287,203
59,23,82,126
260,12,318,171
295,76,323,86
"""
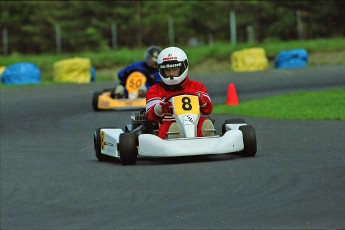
157,47,189,86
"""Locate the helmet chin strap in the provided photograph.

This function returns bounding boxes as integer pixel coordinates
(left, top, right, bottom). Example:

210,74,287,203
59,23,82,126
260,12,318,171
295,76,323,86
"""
161,76,188,91
169,76,174,80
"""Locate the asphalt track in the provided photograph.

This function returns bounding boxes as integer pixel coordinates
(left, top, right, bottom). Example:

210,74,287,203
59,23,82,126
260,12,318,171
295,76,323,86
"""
1,65,345,229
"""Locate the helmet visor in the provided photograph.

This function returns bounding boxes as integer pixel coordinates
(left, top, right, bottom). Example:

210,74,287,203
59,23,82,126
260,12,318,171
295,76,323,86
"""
159,60,186,78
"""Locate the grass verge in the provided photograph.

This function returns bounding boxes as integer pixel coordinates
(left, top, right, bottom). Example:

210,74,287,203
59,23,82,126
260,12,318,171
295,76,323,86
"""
1,37,344,82
213,89,345,120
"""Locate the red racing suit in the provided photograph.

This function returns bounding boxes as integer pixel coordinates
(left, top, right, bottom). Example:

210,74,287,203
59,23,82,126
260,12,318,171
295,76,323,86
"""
146,76,212,139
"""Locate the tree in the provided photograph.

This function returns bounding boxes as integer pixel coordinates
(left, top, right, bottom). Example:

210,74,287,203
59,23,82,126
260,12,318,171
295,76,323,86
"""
0,1,342,55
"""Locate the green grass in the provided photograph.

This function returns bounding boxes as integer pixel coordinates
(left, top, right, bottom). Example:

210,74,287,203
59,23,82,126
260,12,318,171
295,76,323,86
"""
1,38,345,121
1,37,345,82
213,89,345,120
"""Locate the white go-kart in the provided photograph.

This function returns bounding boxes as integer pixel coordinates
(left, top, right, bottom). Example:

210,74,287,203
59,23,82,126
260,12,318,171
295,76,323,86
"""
94,94,257,165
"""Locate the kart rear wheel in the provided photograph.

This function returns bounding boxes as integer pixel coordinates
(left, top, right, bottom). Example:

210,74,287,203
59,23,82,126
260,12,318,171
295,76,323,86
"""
92,92,101,111
222,119,246,135
119,133,138,165
94,128,108,161
239,125,257,157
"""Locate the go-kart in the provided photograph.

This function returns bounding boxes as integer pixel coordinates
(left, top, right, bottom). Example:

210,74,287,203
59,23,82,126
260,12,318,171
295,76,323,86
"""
92,70,151,111
94,94,257,165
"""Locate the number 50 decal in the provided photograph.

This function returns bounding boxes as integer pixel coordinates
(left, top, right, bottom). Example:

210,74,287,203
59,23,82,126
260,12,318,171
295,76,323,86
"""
172,95,199,116
126,72,147,93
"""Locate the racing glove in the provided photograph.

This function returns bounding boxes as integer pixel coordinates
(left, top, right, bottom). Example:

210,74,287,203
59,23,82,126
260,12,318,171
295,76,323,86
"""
198,93,209,107
154,101,172,117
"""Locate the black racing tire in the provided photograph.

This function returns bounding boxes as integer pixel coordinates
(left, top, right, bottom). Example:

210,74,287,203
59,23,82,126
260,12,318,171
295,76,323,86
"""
222,119,246,135
92,92,102,111
94,128,108,161
239,125,257,157
119,133,138,165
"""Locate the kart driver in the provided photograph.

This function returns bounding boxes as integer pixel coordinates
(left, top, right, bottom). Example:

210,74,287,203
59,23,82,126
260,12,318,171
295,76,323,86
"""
113,45,162,98
146,46,215,139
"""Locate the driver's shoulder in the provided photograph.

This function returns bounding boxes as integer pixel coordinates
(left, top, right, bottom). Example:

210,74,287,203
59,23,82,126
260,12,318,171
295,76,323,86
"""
129,61,145,68
148,82,164,92
188,79,205,87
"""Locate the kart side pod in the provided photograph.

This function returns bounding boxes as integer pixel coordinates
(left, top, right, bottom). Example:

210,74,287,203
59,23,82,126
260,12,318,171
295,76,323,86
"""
94,128,123,159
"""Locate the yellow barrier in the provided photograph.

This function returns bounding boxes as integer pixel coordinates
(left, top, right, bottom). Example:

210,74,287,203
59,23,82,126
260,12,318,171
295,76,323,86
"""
231,48,269,72
0,66,6,76
54,57,91,83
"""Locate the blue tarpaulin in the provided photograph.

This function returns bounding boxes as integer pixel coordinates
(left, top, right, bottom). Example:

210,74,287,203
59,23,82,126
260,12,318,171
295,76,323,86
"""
1,62,41,85
90,66,96,82
275,49,308,69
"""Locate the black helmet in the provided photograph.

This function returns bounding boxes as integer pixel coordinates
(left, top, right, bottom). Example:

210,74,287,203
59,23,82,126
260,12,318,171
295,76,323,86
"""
144,46,162,69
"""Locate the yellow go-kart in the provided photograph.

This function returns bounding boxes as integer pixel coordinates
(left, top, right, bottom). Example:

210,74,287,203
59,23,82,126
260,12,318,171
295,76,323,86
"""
92,71,148,111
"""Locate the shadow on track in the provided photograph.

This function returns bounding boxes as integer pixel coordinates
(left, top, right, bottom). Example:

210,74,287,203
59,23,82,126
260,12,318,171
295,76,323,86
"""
92,153,243,166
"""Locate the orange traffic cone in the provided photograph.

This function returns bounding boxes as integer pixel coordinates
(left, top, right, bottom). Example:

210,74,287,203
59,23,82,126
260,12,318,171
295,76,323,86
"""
226,83,239,106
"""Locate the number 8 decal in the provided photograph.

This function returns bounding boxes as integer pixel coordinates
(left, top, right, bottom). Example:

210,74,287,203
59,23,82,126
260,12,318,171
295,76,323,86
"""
182,97,192,111
172,95,199,117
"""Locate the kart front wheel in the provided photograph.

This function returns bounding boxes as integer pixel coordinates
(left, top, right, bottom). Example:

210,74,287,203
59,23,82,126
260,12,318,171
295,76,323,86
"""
92,92,101,111
94,128,108,161
239,125,257,157
119,133,138,165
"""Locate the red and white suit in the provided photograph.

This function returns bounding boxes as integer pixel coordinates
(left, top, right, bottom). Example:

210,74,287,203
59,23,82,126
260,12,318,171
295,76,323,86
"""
146,76,212,139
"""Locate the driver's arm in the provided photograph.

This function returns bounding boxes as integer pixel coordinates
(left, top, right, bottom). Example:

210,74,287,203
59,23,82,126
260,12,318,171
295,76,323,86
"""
199,93,212,115
146,86,169,123
118,68,130,86
195,83,212,115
